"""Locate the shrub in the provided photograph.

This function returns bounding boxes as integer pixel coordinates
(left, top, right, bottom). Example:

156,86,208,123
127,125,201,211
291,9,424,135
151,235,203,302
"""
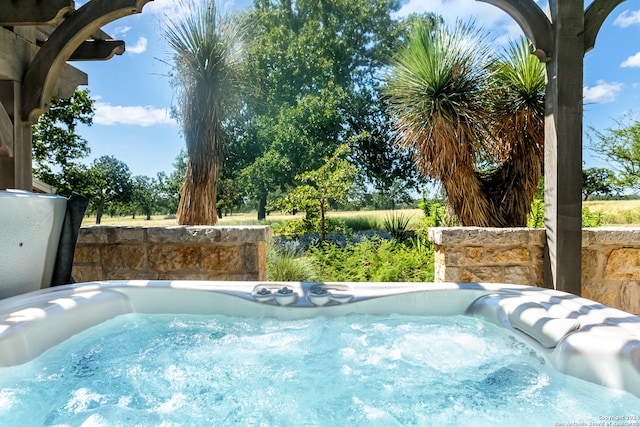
308,237,434,282
266,244,319,281
382,211,413,241
582,206,602,227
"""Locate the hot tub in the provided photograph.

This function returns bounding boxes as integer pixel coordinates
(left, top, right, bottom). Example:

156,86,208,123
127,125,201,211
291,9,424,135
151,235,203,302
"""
0,281,639,423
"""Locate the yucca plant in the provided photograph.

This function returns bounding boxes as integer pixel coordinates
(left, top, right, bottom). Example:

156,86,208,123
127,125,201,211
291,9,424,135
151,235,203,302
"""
383,211,412,241
385,21,545,226
164,0,244,225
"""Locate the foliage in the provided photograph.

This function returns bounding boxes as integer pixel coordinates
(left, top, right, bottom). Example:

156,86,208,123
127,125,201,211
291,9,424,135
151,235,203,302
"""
385,24,545,226
582,206,602,228
419,194,457,227
527,198,545,228
89,155,132,224
156,150,187,214
130,175,159,220
308,237,434,282
164,0,245,225
266,243,319,281
582,167,616,201
382,211,413,241
237,0,409,219
527,178,545,227
272,144,358,240
32,89,94,196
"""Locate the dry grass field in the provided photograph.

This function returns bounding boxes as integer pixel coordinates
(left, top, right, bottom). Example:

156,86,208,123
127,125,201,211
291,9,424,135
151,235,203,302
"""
584,199,640,226
82,201,640,227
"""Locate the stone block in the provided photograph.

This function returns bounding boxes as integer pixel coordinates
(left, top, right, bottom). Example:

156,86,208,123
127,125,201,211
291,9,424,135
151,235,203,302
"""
104,271,158,281
77,226,109,244
504,266,531,286
429,227,541,246
464,247,485,263
619,282,640,315
488,247,529,265
604,248,640,280
201,246,242,273
111,227,145,243
146,226,219,243
581,249,600,284
71,265,103,283
582,280,618,309
102,244,146,272
73,244,100,264
148,244,202,272
444,248,465,266
588,228,640,246
460,267,501,283
242,243,267,275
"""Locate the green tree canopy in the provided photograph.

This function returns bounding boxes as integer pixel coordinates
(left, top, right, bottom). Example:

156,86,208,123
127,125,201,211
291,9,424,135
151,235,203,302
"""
32,89,94,196
588,115,640,193
273,144,357,240
582,167,616,201
89,155,132,224
236,0,407,219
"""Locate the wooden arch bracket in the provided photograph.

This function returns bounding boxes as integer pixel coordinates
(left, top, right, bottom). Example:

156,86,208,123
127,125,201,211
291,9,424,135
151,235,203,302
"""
70,40,126,61
477,0,553,62
584,0,627,53
21,0,154,124
0,0,75,26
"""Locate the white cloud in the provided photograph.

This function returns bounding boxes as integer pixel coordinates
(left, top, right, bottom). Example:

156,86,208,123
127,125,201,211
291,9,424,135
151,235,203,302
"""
113,26,132,37
395,0,526,43
144,0,239,17
126,37,148,55
94,103,176,127
621,51,640,68
614,10,640,28
583,81,623,104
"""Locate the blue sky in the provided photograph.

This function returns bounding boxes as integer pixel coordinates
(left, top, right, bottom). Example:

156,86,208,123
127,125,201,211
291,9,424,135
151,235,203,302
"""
73,0,640,178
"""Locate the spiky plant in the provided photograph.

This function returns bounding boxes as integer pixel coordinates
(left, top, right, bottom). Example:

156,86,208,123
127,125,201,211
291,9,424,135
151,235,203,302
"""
485,38,545,225
385,21,544,226
164,0,244,225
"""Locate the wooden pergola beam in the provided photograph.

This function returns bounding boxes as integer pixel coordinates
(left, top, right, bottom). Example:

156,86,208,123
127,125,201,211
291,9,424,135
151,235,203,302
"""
21,0,153,123
478,0,553,62
0,0,74,26
584,0,627,52
70,40,126,61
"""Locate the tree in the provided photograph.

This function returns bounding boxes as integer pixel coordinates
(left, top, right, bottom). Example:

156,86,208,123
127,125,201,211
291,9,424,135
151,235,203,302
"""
385,23,545,226
164,0,244,225
273,144,358,240
588,115,640,192
582,167,615,201
157,150,187,214
32,89,94,196
238,0,405,220
130,175,159,220
89,155,132,224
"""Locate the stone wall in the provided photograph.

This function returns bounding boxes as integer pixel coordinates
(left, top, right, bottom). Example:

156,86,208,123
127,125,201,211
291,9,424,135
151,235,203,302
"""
428,227,640,315
72,226,272,282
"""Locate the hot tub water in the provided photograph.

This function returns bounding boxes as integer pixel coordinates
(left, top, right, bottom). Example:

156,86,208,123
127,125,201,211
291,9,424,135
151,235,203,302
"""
0,313,637,426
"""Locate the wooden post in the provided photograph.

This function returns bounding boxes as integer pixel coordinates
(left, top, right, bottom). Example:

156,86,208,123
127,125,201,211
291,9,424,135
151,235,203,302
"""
543,0,584,295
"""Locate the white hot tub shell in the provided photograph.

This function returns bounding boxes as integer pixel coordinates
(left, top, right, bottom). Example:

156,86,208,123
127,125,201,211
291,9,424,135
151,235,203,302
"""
0,280,638,399
0,191,67,298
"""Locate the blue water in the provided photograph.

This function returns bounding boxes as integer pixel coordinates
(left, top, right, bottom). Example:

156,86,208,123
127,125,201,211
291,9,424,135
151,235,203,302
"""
0,313,638,426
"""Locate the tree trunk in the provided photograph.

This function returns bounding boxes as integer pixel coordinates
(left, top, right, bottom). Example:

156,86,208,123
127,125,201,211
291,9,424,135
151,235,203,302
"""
257,192,267,221
96,199,104,225
177,162,219,225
